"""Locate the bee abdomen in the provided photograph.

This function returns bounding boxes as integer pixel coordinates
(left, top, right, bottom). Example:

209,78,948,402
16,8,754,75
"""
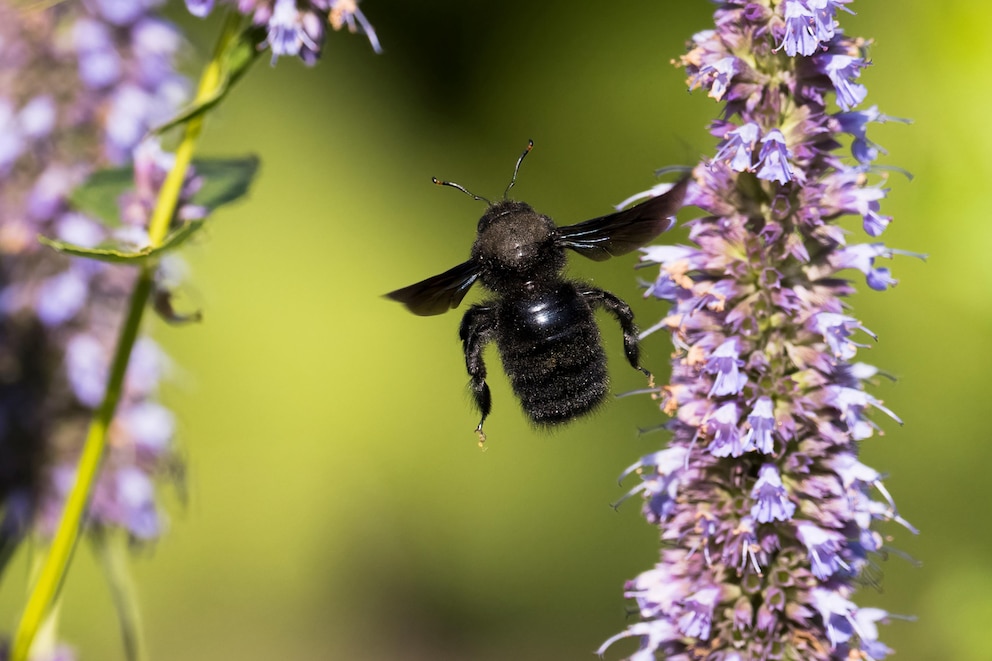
497,292,609,425
513,355,609,425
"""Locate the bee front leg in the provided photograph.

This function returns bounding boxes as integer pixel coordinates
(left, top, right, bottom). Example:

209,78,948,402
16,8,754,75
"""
459,304,496,445
581,287,651,380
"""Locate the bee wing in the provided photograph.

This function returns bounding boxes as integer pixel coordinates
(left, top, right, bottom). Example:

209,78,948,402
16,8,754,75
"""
556,176,690,261
384,259,480,316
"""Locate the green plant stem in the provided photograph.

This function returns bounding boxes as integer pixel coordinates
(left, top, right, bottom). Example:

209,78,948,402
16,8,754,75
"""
9,12,242,661
11,271,151,661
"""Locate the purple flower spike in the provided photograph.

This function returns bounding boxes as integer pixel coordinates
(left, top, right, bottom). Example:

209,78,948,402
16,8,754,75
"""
1,0,185,580
607,3,916,659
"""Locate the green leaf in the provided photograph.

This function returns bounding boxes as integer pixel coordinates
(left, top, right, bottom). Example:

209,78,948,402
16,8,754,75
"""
191,156,261,212
92,528,148,661
64,154,259,243
67,167,133,227
39,219,205,264
151,25,265,135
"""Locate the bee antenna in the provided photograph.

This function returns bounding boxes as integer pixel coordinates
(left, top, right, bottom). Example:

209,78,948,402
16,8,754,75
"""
432,177,490,205
503,139,534,199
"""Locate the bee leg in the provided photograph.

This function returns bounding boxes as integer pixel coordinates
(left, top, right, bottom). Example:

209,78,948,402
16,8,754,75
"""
581,287,651,379
459,304,495,444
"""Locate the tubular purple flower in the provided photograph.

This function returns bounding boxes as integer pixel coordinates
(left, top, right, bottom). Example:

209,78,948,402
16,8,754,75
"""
865,266,896,291
700,56,739,101
829,243,927,292
833,106,908,164
707,402,743,457
616,447,688,524
715,122,760,172
265,0,320,63
781,0,823,56
816,53,868,111
704,339,747,397
750,464,795,523
607,2,917,659
779,0,851,56
796,521,847,579
743,396,775,454
678,586,721,639
755,129,795,184
812,312,875,360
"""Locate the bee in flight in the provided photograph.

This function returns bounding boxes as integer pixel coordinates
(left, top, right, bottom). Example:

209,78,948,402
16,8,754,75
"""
386,141,689,443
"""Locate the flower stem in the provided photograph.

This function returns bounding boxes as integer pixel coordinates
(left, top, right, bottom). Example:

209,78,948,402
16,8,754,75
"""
9,12,242,661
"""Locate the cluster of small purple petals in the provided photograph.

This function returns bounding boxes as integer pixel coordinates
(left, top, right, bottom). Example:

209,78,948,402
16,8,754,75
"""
777,0,853,58
0,4,185,547
715,124,801,184
605,2,917,660
185,0,381,64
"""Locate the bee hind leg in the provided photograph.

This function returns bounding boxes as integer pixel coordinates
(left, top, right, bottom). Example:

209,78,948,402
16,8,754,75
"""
582,287,652,380
459,305,495,445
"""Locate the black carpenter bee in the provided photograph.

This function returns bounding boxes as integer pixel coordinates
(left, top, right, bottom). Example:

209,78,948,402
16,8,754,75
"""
386,142,689,442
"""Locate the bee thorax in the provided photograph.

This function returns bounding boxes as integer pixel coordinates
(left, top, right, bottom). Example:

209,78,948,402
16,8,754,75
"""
472,202,564,290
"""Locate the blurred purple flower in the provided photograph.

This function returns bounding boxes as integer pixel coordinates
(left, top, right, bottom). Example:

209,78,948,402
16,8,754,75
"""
605,2,918,659
0,2,186,549
265,0,324,64
184,0,382,62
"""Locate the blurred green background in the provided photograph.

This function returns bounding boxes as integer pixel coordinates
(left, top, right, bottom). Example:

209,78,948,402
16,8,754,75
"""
4,1,991,659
